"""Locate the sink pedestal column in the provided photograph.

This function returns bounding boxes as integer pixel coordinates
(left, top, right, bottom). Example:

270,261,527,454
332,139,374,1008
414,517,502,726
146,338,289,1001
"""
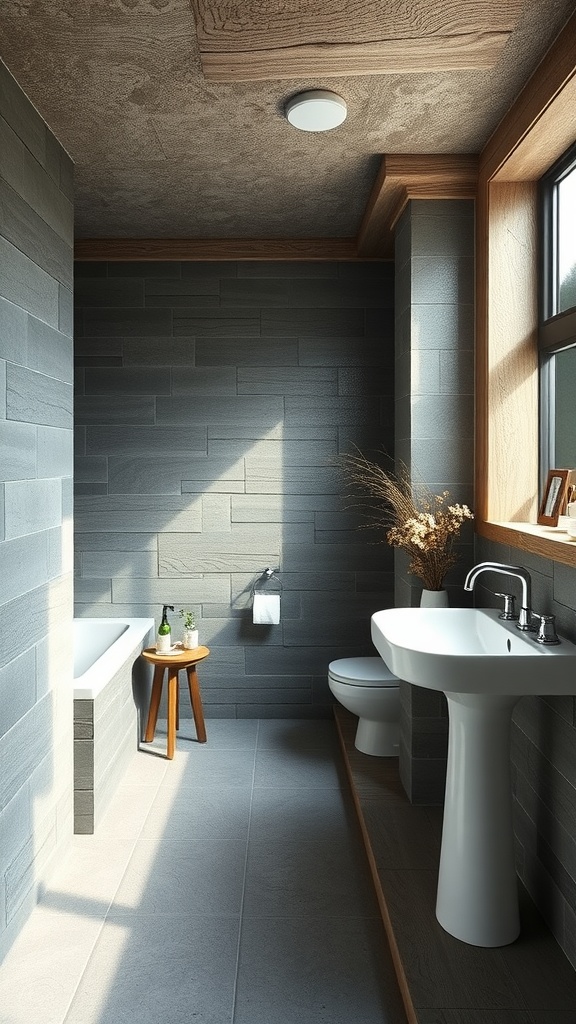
436,692,521,947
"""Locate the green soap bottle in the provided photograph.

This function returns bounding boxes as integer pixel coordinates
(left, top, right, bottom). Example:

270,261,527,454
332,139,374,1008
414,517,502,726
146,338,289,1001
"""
156,604,175,653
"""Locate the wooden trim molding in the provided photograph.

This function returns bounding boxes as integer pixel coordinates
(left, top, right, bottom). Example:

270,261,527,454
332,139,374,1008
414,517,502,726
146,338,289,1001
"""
477,520,576,570
476,10,576,565
357,154,479,258
481,12,576,183
74,237,359,262
75,155,479,263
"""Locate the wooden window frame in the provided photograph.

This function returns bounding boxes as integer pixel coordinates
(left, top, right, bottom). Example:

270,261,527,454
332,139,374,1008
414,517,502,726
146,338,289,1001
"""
476,12,576,567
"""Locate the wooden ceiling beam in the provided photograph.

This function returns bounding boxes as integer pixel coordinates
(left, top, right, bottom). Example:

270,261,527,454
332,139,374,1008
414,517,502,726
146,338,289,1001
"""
199,34,512,82
357,155,479,258
193,0,522,81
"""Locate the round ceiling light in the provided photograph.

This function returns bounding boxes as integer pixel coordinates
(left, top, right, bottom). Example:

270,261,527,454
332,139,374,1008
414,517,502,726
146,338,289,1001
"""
285,90,347,132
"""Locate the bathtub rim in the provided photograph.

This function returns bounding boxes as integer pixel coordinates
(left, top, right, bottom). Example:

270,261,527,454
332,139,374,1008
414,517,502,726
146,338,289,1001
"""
74,617,154,700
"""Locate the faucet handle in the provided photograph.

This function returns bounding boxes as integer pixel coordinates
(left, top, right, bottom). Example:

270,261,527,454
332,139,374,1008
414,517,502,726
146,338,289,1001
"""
534,614,560,645
495,593,518,620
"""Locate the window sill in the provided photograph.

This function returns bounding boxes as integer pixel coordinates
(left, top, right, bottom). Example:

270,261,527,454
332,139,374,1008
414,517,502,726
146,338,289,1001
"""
477,520,576,567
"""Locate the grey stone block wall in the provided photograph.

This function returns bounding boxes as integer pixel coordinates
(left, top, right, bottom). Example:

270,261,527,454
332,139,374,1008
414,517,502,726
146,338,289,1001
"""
0,60,74,961
74,260,395,718
394,199,475,804
475,534,576,968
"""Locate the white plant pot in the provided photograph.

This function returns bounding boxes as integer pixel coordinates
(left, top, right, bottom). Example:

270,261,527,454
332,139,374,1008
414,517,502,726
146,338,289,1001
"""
182,628,199,649
420,588,449,608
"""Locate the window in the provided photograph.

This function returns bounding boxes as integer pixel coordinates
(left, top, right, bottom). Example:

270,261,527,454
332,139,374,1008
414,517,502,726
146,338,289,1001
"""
539,143,576,476
476,14,576,565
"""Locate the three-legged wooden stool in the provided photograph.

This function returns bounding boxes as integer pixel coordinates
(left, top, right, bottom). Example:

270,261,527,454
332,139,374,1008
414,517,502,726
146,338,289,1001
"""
141,646,210,759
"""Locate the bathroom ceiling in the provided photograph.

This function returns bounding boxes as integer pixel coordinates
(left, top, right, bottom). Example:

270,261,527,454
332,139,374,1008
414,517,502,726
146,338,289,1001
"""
0,0,574,242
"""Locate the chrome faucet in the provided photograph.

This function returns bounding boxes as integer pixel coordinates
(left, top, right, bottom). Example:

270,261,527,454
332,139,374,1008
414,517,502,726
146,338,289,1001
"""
464,561,533,631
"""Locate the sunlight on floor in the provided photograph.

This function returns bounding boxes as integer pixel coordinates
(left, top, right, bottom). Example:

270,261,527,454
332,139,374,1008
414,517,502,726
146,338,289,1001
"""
0,719,406,1024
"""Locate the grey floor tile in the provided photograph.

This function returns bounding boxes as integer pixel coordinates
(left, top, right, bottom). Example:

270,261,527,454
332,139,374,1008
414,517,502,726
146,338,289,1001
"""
140,786,252,841
111,839,246,917
156,747,256,790
64,914,239,1024
95,782,163,841
256,718,339,752
243,839,379,919
253,747,345,788
41,836,136,917
233,915,407,1024
119,747,169,787
0,905,104,1024
177,718,258,749
249,786,357,842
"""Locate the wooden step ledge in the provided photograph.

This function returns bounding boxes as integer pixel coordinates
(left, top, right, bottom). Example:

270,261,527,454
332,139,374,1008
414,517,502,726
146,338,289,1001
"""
334,706,576,1023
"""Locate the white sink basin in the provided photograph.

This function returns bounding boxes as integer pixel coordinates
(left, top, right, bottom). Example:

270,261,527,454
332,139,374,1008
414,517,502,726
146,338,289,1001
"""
371,605,576,948
371,607,576,695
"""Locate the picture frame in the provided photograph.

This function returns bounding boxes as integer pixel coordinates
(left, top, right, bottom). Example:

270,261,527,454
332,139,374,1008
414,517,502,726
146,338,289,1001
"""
537,468,570,526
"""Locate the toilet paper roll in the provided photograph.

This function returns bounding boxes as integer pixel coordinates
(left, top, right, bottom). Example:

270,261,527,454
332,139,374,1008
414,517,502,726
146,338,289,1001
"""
252,593,280,625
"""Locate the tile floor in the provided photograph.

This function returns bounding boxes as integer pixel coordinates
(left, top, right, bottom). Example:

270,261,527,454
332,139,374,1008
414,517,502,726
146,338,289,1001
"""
0,718,407,1024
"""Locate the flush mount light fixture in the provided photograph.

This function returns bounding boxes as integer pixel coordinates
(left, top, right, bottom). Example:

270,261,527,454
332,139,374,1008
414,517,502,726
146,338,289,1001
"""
285,90,347,132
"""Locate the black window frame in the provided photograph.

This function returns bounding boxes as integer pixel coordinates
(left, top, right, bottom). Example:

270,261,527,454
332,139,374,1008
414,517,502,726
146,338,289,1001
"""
539,141,576,482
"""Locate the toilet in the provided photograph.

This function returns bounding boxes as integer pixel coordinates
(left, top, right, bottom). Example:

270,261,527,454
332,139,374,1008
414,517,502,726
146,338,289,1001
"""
328,657,400,756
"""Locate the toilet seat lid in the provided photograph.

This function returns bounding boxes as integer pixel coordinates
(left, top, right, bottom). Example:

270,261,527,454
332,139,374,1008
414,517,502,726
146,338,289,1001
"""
328,657,398,687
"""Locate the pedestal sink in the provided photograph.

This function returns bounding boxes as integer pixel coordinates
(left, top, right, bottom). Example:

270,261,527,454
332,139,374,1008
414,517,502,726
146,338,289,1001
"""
371,607,576,947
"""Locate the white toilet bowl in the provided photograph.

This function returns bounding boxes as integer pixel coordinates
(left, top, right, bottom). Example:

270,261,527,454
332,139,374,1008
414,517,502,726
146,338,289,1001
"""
328,656,400,757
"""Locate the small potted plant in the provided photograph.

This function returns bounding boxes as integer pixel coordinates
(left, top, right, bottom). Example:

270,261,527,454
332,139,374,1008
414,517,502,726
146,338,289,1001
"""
179,608,198,649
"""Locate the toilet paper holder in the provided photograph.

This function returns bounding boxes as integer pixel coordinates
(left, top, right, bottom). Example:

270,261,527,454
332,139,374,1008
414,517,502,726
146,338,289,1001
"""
251,567,282,595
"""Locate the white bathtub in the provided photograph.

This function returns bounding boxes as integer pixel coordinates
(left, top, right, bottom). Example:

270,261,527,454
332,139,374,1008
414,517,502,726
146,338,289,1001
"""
73,616,154,833
73,617,154,699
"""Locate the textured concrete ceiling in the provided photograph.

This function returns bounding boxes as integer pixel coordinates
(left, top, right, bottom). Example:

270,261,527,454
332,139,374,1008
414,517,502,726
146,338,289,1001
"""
0,0,574,240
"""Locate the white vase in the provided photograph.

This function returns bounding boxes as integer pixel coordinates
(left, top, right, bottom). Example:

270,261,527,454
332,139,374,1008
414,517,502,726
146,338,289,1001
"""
182,628,199,649
420,588,449,608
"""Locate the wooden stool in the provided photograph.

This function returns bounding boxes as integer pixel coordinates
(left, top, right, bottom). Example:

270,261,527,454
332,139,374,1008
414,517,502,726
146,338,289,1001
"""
141,646,209,759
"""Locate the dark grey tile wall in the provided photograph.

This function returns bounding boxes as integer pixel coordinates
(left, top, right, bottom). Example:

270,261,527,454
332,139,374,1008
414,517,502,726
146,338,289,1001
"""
475,534,576,968
0,60,74,960
394,200,475,804
74,260,395,718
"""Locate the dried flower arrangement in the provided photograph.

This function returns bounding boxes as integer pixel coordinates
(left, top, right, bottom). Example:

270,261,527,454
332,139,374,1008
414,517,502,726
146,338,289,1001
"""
339,450,473,592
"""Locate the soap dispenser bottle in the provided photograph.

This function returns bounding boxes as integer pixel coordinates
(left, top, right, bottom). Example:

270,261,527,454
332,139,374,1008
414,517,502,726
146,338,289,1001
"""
156,605,174,653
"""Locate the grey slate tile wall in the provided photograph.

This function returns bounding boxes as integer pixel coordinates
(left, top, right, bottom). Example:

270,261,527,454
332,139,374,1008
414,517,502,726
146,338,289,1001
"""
394,200,475,804
74,260,395,718
0,60,74,960
475,534,576,969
